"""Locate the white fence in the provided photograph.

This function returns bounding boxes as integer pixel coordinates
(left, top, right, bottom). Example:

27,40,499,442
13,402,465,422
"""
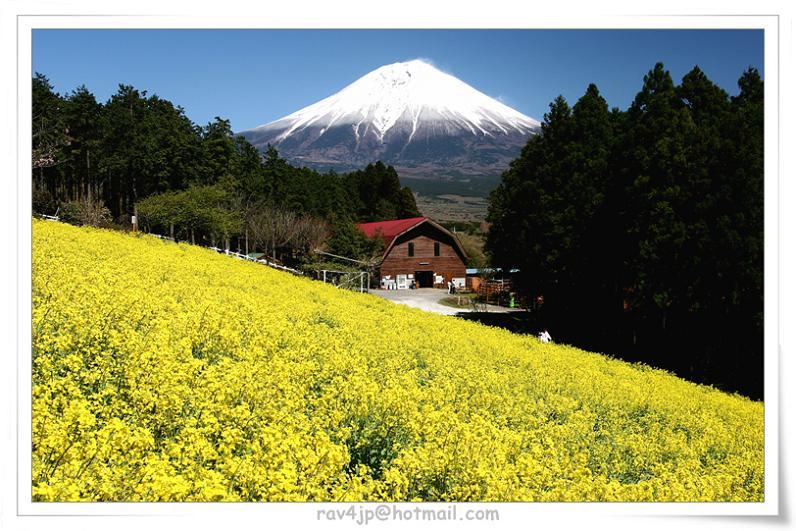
209,246,303,276
316,269,370,293
147,235,303,276
37,208,60,222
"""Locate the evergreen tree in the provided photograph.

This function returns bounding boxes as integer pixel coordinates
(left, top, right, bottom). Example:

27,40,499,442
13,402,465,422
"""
486,63,764,397
623,63,696,329
100,84,149,216
486,95,574,303
32,74,67,201
62,86,103,203
326,217,384,260
564,84,616,339
200,117,237,185
346,161,420,221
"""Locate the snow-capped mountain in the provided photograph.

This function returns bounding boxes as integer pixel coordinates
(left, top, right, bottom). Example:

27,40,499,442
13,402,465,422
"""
239,60,540,179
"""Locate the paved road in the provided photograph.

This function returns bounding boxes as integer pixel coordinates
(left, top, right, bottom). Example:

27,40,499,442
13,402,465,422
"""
370,288,519,316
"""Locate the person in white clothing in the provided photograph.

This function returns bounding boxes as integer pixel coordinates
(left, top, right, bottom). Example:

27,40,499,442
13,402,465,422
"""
539,330,552,343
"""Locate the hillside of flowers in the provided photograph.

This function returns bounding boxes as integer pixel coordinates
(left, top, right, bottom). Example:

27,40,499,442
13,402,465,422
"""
31,220,764,502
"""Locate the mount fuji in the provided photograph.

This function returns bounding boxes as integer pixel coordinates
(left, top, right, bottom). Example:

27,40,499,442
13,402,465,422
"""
239,60,540,180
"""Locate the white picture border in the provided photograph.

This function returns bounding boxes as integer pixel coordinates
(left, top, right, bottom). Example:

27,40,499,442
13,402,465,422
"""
5,2,788,529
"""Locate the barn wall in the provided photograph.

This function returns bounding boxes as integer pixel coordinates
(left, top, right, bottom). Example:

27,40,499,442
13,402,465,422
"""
378,224,466,287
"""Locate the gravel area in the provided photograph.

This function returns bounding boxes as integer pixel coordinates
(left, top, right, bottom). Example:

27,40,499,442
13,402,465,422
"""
369,288,518,316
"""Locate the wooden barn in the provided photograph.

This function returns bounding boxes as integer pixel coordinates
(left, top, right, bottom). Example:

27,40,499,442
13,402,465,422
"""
357,217,468,290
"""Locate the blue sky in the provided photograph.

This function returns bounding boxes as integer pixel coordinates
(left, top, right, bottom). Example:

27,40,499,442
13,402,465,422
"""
32,29,764,132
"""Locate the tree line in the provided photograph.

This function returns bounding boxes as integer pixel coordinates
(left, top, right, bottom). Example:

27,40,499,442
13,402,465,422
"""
486,63,764,398
32,74,419,263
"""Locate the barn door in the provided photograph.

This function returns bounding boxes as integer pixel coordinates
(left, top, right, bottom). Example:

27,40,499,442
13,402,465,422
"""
415,271,433,288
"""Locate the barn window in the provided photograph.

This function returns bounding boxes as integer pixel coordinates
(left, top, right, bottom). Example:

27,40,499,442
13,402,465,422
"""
434,242,440,256
408,242,414,257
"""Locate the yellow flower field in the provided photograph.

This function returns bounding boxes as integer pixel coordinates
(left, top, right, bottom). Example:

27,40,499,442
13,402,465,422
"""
31,220,764,502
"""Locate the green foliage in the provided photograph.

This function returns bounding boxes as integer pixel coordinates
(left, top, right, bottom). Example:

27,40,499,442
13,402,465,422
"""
439,221,483,235
488,88,615,304
304,260,363,274
32,188,57,216
455,232,487,268
31,74,423,264
486,64,764,397
344,162,421,221
326,218,385,261
136,185,242,244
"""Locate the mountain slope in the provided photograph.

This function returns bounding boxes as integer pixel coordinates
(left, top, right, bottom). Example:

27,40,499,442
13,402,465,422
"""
239,60,540,178
32,220,763,502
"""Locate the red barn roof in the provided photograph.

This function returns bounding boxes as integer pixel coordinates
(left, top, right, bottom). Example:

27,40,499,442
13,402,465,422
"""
356,216,468,261
356,217,426,246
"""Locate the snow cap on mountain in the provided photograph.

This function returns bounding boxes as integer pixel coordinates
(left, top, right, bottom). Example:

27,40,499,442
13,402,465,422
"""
248,59,540,143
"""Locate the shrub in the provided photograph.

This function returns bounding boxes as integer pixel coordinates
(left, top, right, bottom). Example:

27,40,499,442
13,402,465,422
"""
59,199,112,227
32,188,57,216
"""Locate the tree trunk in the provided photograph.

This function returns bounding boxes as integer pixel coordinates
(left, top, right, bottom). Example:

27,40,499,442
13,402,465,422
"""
116,171,123,219
132,174,137,213
86,149,91,203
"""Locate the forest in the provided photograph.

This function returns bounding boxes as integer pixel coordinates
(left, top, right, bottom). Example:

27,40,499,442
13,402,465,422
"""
486,63,764,398
32,64,765,398
31,73,418,263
